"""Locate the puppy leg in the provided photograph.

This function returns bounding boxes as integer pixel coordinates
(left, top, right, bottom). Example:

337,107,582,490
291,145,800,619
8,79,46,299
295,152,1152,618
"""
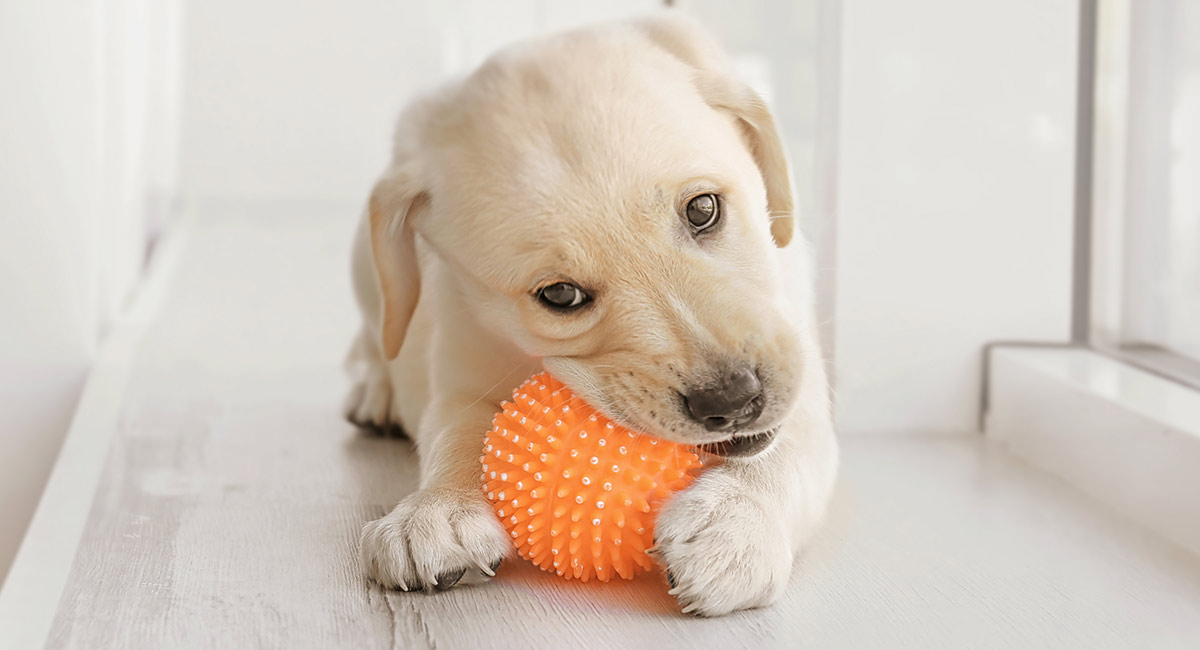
655,412,838,616
342,329,403,436
359,399,515,591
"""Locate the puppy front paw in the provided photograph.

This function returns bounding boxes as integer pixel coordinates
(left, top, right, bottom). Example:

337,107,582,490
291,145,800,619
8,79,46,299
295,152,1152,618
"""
360,487,511,592
654,471,793,616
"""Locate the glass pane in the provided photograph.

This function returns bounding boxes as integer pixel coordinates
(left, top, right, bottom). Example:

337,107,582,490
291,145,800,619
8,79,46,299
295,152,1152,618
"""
1119,0,1200,362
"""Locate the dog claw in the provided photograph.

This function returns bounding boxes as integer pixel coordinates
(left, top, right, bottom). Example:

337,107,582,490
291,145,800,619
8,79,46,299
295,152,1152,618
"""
435,568,466,591
476,557,502,577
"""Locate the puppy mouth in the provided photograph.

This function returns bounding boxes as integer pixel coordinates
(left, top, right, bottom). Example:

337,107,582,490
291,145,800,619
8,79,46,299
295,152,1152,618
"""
699,427,780,458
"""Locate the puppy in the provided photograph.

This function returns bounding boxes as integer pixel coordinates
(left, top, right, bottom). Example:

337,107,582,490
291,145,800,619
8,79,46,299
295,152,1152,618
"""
346,13,838,617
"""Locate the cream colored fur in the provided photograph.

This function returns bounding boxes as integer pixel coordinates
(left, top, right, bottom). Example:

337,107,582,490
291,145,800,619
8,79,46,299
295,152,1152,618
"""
347,12,838,617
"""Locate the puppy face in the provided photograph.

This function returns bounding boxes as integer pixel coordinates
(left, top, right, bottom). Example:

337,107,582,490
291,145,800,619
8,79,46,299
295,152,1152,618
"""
409,28,807,456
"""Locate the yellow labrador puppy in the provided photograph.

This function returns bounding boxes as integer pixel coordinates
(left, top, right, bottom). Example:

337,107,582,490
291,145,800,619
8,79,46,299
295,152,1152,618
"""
347,13,838,617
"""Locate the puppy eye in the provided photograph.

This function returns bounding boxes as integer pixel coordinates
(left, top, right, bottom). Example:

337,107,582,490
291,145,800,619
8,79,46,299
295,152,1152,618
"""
537,282,591,311
685,194,720,231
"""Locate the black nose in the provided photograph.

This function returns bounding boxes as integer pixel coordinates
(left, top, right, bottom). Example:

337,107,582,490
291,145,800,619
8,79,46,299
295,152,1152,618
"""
682,365,764,432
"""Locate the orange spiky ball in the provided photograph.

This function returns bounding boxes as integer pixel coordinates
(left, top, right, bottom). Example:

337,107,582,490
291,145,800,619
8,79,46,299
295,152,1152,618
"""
481,372,702,582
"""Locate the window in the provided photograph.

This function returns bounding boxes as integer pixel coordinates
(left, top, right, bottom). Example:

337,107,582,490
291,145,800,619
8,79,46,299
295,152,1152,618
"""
1090,0,1200,385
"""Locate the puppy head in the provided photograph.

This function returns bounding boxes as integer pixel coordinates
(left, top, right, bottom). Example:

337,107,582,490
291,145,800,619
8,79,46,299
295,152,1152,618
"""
371,15,809,457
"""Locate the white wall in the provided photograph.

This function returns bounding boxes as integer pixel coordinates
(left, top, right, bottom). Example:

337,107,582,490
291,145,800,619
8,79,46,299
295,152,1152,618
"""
833,0,1079,434
179,0,658,205
0,0,103,585
0,0,172,584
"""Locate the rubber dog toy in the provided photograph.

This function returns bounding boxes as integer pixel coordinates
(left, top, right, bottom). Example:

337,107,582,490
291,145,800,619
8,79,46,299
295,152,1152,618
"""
481,372,701,582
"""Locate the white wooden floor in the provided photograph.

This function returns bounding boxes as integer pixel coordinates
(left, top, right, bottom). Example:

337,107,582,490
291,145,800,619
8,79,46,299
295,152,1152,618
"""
5,208,1200,649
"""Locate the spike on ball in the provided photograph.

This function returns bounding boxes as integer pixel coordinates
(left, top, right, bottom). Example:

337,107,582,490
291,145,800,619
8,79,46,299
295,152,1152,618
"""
482,372,700,582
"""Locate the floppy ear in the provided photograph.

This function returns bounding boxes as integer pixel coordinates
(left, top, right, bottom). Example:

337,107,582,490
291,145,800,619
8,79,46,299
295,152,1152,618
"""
636,13,796,248
368,165,428,360
697,78,795,248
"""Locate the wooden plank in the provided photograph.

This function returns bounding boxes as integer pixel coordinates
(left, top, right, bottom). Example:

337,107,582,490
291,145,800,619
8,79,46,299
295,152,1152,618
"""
16,207,1200,649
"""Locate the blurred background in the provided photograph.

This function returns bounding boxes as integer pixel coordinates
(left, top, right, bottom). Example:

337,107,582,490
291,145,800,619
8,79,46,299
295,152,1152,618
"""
1,0,1197,585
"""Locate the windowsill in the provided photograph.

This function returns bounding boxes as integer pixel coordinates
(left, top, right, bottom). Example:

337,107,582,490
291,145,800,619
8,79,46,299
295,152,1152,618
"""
986,345,1200,556
1100,342,1200,393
